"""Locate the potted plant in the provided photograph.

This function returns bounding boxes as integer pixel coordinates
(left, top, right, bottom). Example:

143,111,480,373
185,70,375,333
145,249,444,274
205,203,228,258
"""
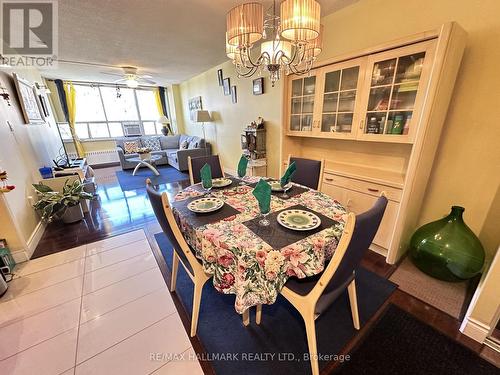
32,179,93,223
137,147,152,160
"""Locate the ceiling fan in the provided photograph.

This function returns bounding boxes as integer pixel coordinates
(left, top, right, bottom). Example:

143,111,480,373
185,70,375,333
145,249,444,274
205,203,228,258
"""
101,66,156,88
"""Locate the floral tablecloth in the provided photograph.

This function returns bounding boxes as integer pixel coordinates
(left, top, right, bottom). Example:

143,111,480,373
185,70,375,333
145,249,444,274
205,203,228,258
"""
172,176,346,313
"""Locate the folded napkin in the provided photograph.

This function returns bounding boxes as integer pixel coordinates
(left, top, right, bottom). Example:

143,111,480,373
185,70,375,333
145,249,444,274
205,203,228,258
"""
200,163,212,188
280,161,296,188
237,155,249,178
252,179,271,214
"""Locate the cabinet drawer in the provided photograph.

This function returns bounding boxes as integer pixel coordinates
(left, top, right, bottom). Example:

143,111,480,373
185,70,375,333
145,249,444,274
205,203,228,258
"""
321,183,399,249
323,173,402,202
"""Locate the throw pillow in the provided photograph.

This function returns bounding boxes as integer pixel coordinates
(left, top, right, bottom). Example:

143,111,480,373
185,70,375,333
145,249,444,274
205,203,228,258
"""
188,140,199,149
124,141,139,154
142,137,161,151
180,140,189,149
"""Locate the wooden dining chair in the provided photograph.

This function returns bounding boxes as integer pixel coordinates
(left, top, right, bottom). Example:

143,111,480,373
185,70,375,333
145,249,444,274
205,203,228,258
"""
146,179,212,337
188,155,225,185
287,154,325,190
257,194,388,375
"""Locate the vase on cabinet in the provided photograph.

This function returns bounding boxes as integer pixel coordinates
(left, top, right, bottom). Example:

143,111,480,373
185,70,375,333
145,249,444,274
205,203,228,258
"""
409,206,485,282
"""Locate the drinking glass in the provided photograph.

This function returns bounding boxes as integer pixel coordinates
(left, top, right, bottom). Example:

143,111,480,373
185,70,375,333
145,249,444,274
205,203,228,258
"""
258,210,271,226
202,180,212,196
238,171,247,186
281,183,292,199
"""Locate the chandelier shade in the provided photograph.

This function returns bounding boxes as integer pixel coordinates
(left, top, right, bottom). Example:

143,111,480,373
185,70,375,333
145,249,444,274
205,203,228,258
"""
260,39,293,61
280,0,321,42
226,2,264,47
305,24,324,58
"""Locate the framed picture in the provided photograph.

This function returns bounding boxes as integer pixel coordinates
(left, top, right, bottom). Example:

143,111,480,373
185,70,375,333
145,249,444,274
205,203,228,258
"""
231,85,237,104
188,96,202,121
217,69,223,86
223,77,231,96
12,73,44,124
253,77,264,95
38,95,50,118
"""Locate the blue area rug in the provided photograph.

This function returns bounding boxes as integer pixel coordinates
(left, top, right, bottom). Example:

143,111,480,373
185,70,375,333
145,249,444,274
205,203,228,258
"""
115,165,189,191
154,233,397,375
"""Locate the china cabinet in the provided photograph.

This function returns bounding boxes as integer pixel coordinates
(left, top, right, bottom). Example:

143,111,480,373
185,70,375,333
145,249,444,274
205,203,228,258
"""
281,22,467,263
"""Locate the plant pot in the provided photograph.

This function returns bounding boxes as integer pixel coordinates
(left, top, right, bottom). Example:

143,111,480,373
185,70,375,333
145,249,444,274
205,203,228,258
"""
139,153,151,161
62,203,84,224
409,206,485,282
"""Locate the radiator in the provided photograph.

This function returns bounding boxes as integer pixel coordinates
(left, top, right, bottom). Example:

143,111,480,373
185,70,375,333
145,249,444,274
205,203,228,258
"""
67,150,119,166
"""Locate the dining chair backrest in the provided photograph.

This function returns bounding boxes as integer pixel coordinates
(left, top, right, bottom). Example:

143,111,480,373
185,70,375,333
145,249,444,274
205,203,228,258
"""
314,195,388,313
146,181,198,275
188,155,224,185
288,155,324,190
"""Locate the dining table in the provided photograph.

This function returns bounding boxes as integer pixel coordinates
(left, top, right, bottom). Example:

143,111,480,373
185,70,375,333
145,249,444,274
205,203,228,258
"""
171,175,347,314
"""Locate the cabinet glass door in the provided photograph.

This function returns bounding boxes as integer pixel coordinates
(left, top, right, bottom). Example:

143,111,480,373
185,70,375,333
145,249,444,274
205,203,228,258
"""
319,65,361,135
364,51,426,136
289,76,316,132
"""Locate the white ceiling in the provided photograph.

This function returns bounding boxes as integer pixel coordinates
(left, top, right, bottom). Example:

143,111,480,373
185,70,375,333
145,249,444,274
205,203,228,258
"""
40,0,358,85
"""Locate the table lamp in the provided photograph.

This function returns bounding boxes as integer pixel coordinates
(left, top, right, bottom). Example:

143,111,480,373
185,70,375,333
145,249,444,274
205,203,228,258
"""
157,115,171,136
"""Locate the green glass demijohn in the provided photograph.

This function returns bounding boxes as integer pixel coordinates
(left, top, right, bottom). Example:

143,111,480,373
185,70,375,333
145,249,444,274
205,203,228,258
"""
409,206,485,282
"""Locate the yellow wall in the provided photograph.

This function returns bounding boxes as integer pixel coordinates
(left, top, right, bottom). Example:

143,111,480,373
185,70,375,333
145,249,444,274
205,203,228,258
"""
0,68,63,253
177,0,500,259
178,61,283,178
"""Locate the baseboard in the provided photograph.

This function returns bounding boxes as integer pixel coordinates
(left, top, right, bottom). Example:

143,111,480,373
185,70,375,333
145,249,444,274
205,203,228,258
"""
91,162,120,169
460,316,490,343
11,220,46,263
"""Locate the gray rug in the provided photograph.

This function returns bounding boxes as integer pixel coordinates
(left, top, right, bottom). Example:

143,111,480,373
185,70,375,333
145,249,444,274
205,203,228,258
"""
390,257,468,318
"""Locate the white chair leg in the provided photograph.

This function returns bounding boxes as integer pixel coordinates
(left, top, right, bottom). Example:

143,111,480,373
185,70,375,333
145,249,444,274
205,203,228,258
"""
303,311,320,375
170,251,179,292
256,304,262,325
242,309,250,326
190,281,203,337
347,279,360,330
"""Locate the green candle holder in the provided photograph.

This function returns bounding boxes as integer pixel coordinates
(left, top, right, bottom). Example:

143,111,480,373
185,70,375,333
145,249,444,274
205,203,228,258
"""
409,206,485,282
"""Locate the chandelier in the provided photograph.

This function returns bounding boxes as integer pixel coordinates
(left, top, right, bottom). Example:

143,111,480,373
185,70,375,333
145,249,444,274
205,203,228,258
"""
226,0,323,87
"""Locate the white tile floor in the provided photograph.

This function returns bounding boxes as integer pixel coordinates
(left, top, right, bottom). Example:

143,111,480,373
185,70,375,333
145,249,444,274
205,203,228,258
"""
0,230,204,375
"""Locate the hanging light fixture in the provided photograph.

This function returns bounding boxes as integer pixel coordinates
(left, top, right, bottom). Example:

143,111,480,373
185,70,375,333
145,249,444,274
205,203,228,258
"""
226,0,323,87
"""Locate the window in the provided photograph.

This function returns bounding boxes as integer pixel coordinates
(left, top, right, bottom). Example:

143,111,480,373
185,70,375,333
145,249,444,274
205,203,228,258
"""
57,83,169,140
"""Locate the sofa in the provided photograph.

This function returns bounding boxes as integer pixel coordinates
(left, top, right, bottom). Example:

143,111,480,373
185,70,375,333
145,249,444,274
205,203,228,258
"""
115,134,211,172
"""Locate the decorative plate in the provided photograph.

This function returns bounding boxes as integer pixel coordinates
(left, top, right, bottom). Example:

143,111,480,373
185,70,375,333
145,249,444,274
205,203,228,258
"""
187,197,224,213
269,181,292,192
277,209,321,231
212,178,233,188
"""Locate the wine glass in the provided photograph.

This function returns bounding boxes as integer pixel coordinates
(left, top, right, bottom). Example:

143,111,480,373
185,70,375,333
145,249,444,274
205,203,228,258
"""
258,210,271,226
202,179,212,197
238,169,247,186
281,182,292,199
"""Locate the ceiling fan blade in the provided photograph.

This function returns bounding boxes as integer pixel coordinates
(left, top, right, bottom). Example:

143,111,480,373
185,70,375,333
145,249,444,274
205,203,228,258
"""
140,74,154,79
139,78,156,85
113,78,127,83
101,72,125,77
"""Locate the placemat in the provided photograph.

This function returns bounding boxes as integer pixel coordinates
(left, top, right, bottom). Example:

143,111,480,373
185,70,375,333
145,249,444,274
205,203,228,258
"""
171,197,240,228
243,204,338,249
269,182,309,199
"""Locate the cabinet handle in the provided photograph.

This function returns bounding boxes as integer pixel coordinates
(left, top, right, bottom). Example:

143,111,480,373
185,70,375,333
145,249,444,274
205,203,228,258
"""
359,119,364,129
367,188,379,192
346,199,352,207
325,178,334,182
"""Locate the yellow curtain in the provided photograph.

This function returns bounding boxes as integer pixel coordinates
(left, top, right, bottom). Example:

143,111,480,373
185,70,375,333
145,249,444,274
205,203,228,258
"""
63,82,84,157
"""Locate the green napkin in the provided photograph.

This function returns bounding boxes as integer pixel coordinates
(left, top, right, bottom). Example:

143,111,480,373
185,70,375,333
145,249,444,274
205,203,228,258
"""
237,155,248,178
280,161,296,188
252,179,271,214
200,163,212,188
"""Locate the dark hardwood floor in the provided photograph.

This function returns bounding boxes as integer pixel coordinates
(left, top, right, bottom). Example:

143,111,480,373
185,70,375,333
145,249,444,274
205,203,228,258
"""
32,166,499,372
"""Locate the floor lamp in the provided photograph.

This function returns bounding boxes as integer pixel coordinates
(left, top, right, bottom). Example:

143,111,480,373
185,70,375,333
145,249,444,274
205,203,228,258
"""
195,110,212,156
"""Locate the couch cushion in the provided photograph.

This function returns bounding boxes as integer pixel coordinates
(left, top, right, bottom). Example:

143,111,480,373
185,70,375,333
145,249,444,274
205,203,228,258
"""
188,136,202,149
116,137,140,151
151,150,166,157
179,134,192,146
124,140,140,154
166,149,178,158
159,134,180,150
141,137,161,151
124,153,139,159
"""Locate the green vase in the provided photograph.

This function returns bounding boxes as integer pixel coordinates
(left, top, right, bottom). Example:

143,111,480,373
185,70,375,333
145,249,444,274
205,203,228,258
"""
409,206,485,282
